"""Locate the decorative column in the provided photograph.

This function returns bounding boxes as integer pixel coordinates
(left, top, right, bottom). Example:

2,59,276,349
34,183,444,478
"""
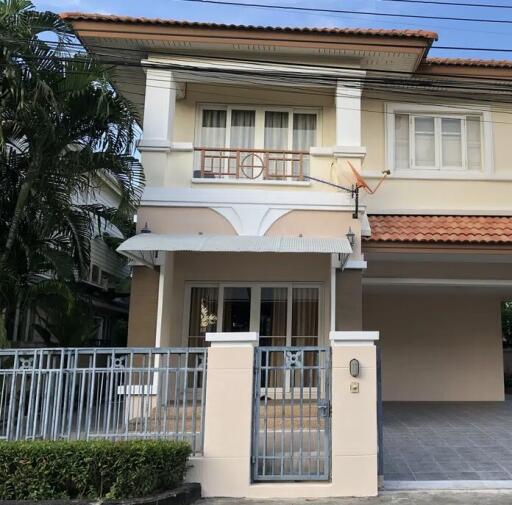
191,332,258,497
139,67,177,151
334,73,366,158
137,67,182,186
330,330,379,496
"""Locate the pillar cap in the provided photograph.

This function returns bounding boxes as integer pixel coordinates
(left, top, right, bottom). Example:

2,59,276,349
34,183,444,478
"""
206,332,258,346
329,331,379,346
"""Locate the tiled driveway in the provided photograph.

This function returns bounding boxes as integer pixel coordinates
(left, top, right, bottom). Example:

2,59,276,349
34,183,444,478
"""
383,398,512,481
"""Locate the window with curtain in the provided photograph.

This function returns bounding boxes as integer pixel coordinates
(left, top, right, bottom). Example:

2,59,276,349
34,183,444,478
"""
393,112,482,171
188,287,219,347
291,287,319,347
259,287,288,347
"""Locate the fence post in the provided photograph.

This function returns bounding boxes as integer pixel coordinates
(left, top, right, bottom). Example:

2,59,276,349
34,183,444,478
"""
330,331,380,497
190,332,258,497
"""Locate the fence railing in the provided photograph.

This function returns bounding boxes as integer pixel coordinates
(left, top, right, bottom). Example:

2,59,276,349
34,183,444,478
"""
0,347,208,454
194,147,309,181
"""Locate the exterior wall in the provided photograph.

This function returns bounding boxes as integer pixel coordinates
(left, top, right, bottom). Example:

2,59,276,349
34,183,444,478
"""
336,269,363,331
360,95,512,214
137,207,237,235
365,258,512,281
364,291,504,401
169,252,332,346
140,80,366,192
127,266,159,347
126,251,364,348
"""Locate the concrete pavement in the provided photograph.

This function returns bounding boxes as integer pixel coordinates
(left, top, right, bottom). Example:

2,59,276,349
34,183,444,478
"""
198,490,512,504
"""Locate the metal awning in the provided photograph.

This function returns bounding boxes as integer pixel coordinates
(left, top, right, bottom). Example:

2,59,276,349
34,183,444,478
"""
117,233,352,265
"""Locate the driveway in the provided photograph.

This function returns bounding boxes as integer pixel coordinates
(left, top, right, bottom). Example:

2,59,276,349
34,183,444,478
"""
199,490,512,505
384,400,512,481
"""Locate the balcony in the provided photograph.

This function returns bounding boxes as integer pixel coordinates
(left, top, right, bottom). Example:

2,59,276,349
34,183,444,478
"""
193,147,309,182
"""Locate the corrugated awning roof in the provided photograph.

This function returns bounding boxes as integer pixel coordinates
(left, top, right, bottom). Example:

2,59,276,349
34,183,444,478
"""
117,233,352,263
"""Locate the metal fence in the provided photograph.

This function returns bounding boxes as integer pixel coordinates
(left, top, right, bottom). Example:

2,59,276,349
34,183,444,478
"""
252,346,331,482
0,347,207,454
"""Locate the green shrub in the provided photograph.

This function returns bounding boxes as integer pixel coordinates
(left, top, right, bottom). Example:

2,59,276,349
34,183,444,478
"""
0,439,192,500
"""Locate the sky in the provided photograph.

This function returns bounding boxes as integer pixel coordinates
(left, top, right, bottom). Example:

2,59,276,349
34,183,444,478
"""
32,0,512,61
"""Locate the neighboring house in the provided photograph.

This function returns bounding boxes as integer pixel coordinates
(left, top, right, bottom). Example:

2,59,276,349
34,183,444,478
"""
16,175,130,347
14,12,512,496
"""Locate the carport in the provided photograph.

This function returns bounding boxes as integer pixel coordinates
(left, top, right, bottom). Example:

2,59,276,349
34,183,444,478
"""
363,214,512,485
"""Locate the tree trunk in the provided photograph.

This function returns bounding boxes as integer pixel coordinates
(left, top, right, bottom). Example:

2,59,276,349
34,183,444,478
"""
0,171,35,267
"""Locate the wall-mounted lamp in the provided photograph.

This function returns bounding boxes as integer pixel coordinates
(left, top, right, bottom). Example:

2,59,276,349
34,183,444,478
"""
349,358,360,378
346,227,356,247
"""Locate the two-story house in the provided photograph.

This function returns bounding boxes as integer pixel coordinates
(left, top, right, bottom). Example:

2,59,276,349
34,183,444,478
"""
61,12,512,492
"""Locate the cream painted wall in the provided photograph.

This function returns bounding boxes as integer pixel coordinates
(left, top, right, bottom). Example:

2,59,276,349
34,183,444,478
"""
127,266,159,347
142,83,512,213
359,95,512,214
366,259,512,281
174,83,335,144
168,252,332,346
364,291,505,401
127,250,365,348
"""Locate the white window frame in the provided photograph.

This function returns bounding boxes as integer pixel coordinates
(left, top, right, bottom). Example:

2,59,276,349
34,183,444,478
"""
385,103,494,178
182,281,324,347
195,104,322,151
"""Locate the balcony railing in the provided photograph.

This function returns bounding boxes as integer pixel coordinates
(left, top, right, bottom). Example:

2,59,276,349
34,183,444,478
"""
194,147,309,181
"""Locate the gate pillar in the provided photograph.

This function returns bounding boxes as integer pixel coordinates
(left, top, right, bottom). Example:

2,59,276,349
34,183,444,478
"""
189,332,258,497
330,331,380,497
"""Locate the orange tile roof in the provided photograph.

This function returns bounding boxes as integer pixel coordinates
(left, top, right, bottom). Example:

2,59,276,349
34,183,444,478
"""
60,12,438,40
367,215,512,244
424,57,512,69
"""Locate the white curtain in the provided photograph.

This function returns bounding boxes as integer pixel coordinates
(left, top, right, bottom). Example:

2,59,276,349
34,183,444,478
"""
264,111,288,149
466,116,482,170
441,118,462,167
231,110,256,178
414,116,436,167
265,112,289,177
293,113,316,177
201,109,226,147
394,114,410,169
292,113,316,150
230,110,255,148
200,110,226,175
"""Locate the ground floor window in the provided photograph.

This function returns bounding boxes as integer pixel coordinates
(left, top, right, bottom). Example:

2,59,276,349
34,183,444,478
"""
185,283,321,347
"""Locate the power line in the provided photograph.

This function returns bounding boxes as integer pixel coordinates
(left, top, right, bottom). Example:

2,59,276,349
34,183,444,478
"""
8,34,512,84
7,35,512,101
382,0,512,9
177,0,512,25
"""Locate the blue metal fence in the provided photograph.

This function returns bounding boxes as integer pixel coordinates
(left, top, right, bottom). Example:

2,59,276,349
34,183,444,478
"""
0,347,207,454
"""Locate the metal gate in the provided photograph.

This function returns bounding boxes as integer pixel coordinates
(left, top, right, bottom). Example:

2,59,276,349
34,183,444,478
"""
252,346,331,481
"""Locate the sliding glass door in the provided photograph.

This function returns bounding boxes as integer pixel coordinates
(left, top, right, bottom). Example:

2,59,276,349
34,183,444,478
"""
186,283,321,348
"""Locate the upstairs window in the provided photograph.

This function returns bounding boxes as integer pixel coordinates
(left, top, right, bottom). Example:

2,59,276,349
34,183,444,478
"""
393,113,483,171
198,105,318,152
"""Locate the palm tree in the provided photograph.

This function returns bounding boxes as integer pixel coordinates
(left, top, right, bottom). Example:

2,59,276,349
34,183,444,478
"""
0,0,144,341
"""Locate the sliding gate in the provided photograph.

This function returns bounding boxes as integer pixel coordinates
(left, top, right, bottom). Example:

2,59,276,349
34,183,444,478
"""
252,346,331,481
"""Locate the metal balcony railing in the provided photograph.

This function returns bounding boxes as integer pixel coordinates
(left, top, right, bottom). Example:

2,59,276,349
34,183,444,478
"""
194,147,309,181
0,347,207,454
